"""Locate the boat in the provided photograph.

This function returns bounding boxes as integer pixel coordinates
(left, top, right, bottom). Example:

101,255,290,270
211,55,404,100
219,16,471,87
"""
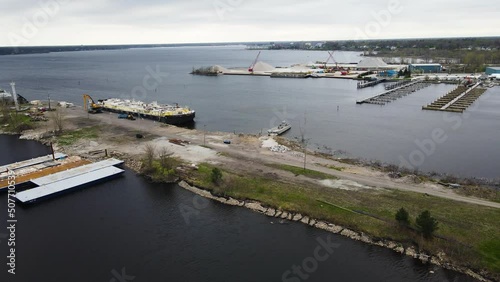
268,121,291,136
97,98,195,125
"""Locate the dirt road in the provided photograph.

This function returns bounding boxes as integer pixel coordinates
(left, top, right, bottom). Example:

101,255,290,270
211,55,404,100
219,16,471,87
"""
44,107,500,209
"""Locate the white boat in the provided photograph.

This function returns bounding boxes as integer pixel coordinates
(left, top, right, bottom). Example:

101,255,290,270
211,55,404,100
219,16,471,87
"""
268,121,291,136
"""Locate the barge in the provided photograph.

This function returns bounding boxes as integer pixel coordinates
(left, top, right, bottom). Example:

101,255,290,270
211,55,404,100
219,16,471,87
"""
98,98,195,125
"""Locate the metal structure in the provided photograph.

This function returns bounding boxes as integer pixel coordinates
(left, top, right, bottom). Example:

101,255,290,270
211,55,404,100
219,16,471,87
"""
248,51,261,72
83,94,102,113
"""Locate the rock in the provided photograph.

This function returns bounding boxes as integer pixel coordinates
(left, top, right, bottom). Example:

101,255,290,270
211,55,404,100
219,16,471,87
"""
359,233,373,244
225,198,242,206
89,141,99,147
300,216,310,225
280,212,288,219
314,221,329,230
394,246,405,254
287,213,293,220
244,202,267,213
430,256,441,266
419,253,430,263
341,229,360,240
326,224,343,234
275,211,282,218
405,246,418,258
308,219,316,226
386,241,398,249
292,213,303,221
265,208,276,217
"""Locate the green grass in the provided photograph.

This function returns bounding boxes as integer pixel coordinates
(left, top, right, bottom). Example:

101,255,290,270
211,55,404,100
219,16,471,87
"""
56,126,99,146
267,164,338,180
2,113,33,133
187,163,500,278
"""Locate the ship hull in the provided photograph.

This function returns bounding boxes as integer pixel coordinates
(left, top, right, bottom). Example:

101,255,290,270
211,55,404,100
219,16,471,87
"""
102,107,195,125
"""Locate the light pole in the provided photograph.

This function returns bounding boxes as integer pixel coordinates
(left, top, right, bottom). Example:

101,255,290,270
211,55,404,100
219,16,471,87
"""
203,124,206,146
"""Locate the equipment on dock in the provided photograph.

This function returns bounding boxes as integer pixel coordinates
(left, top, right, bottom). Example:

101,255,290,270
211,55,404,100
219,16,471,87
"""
248,51,261,73
83,94,102,113
98,98,195,125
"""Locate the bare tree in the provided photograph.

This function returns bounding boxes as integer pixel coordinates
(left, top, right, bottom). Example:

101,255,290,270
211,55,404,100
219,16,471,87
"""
143,143,156,171
51,108,65,135
158,146,173,169
298,112,310,170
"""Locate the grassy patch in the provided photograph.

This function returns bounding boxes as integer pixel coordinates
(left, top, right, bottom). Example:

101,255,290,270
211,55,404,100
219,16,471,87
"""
2,113,33,133
186,163,500,277
56,126,99,146
267,164,338,180
479,239,500,273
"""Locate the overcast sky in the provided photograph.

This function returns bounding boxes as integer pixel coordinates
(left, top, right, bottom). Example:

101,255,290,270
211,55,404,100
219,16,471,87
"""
1,0,499,46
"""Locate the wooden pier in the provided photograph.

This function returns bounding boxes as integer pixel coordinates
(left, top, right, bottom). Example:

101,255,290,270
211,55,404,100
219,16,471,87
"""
422,83,487,113
356,80,430,105
357,78,386,89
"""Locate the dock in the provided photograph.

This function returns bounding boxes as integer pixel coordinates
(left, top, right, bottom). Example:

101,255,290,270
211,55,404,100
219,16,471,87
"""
356,80,430,105
422,83,487,113
357,78,386,89
0,153,67,173
14,158,124,204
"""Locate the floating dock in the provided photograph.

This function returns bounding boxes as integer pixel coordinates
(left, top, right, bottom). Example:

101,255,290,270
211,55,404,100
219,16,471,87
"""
356,80,430,105
422,83,487,113
15,158,124,204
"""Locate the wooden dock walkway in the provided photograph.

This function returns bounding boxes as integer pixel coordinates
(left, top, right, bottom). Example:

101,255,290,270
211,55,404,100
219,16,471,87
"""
422,83,487,113
356,80,430,105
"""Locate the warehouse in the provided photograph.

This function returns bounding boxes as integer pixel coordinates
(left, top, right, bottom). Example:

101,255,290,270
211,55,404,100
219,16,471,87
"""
409,64,442,73
485,67,500,75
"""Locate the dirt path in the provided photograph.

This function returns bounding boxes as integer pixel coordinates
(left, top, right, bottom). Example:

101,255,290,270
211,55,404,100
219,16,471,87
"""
33,107,500,209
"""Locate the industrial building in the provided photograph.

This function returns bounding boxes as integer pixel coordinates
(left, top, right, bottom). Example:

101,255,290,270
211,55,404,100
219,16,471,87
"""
409,64,443,73
485,67,500,75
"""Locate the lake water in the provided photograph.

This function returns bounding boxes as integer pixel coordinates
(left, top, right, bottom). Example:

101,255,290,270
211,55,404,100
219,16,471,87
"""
0,46,498,178
0,135,474,281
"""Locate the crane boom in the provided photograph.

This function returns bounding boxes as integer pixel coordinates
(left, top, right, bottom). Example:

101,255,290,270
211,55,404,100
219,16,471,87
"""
83,94,102,113
248,51,261,72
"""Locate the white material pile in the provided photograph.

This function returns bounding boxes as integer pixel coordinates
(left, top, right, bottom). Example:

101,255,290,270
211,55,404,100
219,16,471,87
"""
269,145,289,153
261,138,289,153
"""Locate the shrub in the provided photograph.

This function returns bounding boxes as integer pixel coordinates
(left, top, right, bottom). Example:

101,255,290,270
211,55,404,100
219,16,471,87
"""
395,207,410,225
211,167,222,185
416,210,439,239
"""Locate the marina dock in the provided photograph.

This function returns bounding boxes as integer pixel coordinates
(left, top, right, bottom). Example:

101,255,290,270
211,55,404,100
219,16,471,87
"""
15,158,124,204
422,83,487,113
357,78,386,89
356,80,430,105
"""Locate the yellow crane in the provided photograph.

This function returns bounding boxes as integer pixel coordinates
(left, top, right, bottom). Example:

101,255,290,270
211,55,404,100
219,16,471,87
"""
83,94,102,113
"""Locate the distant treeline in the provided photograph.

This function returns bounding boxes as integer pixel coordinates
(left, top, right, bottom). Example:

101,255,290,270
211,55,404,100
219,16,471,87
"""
0,43,239,56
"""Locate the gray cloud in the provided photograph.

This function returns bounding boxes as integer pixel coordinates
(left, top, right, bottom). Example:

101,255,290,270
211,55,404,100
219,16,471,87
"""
0,0,498,46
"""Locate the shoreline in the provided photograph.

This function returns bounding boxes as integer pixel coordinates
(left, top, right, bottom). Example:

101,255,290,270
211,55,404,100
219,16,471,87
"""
1,106,499,281
175,180,491,282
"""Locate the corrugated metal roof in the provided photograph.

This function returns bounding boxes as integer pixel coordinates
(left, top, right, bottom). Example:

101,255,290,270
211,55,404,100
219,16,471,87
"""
15,166,124,203
0,153,67,173
486,67,500,70
31,158,123,186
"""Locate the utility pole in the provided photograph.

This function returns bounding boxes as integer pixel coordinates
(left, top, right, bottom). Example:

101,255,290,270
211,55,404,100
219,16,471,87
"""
48,92,51,111
9,82,19,111
203,124,206,146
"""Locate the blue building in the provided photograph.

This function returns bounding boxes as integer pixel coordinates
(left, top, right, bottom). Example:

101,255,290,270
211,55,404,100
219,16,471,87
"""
409,64,442,73
486,67,500,75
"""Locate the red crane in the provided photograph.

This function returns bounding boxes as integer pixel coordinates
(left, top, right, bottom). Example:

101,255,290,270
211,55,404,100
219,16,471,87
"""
324,51,338,70
248,51,261,72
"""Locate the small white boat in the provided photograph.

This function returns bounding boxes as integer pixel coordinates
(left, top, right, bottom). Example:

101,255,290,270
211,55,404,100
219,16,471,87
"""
268,121,291,136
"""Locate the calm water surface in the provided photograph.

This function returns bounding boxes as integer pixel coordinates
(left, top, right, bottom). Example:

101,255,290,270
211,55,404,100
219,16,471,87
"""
0,47,499,178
